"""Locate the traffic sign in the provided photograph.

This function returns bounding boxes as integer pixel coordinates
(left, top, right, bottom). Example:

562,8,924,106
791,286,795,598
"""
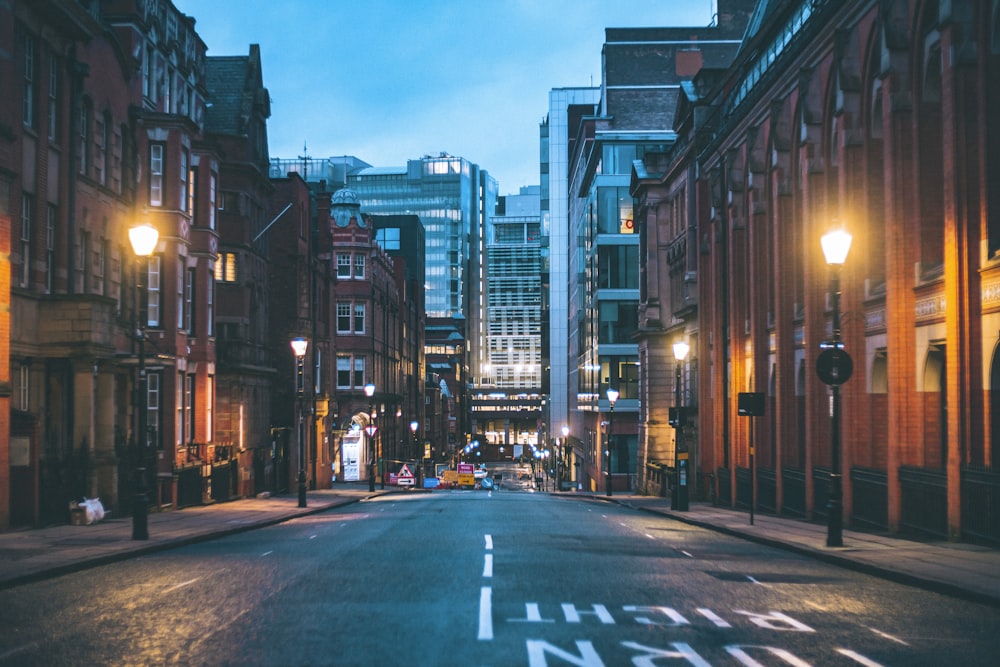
398,464,415,486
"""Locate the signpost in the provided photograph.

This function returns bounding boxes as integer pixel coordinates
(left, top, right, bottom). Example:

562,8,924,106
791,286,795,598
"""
397,463,415,487
457,462,475,488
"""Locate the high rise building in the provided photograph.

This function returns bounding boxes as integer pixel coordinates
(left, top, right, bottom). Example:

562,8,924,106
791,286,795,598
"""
471,187,543,456
349,154,496,322
350,153,497,445
541,88,601,452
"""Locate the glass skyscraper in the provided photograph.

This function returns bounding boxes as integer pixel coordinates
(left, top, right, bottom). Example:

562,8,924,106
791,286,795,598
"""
349,154,497,321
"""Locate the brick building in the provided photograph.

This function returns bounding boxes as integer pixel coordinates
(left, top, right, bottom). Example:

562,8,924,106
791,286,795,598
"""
0,0,267,528
563,2,753,494
632,0,1000,543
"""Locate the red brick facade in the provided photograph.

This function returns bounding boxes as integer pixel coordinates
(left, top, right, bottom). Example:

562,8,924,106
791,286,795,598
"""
633,0,1000,542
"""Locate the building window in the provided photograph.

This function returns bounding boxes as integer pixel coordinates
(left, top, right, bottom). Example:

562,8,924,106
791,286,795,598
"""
147,372,160,449
376,227,400,250
98,236,108,296
20,194,32,288
95,112,107,185
177,257,185,330
354,254,366,279
47,53,57,140
337,303,351,333
207,275,215,337
337,253,352,278
215,252,237,282
143,44,153,99
185,268,195,334
337,356,366,388
149,143,164,206
353,303,365,334
337,356,351,388
45,205,55,293
78,100,90,175
208,172,217,229
23,33,35,129
180,149,189,214
146,255,161,327
188,165,197,221
17,365,29,411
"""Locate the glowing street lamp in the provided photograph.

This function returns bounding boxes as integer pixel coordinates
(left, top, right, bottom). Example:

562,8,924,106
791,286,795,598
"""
672,340,690,511
818,227,853,547
129,221,158,540
291,337,309,508
560,425,569,491
365,383,377,492
606,388,619,497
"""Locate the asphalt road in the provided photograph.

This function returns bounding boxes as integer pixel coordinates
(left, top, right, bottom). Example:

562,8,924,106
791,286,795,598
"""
1,490,998,666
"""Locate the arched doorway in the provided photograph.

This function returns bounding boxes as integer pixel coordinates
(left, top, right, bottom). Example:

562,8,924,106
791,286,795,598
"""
923,345,947,469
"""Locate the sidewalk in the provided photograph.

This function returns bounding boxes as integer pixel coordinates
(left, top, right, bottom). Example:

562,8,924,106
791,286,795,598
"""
0,484,388,590
2,487,998,610
573,491,1000,609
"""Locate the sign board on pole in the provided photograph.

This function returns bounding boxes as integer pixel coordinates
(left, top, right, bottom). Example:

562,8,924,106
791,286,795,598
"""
397,463,415,486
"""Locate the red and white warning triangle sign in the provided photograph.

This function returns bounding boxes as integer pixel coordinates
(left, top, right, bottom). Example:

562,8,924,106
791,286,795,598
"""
398,464,414,478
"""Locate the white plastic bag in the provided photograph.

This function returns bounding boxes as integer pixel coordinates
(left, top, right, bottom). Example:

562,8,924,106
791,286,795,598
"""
80,497,105,524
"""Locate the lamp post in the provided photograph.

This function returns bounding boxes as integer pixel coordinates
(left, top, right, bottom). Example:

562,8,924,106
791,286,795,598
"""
818,228,853,547
560,425,569,492
605,388,619,497
128,221,158,540
672,340,690,511
365,383,376,492
291,337,309,508
410,418,419,457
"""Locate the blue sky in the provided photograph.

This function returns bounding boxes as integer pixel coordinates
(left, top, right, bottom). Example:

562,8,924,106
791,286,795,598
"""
173,1,717,194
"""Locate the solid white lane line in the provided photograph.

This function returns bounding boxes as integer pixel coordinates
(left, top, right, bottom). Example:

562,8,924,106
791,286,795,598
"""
645,533,655,539
680,550,693,558
484,534,493,550
483,554,493,578
478,587,493,640
163,578,200,593
869,628,909,645
260,550,273,557
836,649,885,666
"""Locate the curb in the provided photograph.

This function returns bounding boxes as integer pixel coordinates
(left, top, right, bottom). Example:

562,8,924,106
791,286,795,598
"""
0,494,379,591
558,492,1000,610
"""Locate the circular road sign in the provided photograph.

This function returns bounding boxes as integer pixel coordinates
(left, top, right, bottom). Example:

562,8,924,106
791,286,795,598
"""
816,347,853,385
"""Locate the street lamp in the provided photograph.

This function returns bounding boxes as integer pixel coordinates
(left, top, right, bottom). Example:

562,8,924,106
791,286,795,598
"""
128,221,158,541
410,419,419,459
606,388,619,497
818,227,853,547
672,340,690,511
365,383,377,492
291,337,309,508
560,425,569,492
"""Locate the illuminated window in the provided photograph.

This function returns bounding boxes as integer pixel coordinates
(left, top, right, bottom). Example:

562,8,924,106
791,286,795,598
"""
149,143,164,206
215,252,237,282
146,256,161,327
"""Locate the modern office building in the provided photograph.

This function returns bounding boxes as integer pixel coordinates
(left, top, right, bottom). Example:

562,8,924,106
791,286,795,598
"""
349,153,497,444
541,87,601,457
268,154,371,190
471,186,543,457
